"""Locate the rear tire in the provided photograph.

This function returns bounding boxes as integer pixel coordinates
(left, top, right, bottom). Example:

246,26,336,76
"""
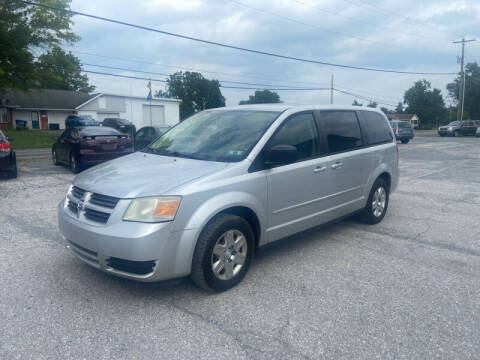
401,139,409,144
8,165,17,179
191,214,254,292
360,178,389,225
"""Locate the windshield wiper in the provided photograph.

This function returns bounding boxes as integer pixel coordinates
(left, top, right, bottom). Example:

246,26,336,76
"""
143,148,197,159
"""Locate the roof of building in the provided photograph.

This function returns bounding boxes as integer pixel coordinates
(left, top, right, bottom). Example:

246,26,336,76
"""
0,89,181,110
387,113,418,120
0,89,98,110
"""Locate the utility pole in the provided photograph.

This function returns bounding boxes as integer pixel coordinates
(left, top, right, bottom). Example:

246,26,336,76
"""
453,38,476,121
330,75,334,104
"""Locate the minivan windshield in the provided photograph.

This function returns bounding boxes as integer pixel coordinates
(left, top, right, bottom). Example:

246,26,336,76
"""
447,121,460,126
145,110,280,162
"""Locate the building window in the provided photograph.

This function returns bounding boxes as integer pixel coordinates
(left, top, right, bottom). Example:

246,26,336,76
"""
0,108,7,124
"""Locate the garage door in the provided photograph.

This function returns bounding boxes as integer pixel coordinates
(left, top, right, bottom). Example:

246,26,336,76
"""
97,112,120,122
142,105,165,126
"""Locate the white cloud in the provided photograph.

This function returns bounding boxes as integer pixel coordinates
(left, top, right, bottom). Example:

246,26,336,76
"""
69,0,479,106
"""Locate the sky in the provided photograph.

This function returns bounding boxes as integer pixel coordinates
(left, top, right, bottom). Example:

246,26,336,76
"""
67,0,480,109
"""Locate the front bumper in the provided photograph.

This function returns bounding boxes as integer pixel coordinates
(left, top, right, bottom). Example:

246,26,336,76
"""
395,134,414,140
58,200,197,282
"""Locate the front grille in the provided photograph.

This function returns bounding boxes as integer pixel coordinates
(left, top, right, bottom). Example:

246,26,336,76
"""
107,257,156,275
72,186,86,199
67,199,78,214
84,207,111,224
67,186,120,225
89,193,119,209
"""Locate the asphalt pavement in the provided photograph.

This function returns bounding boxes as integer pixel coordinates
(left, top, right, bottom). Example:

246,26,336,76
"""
1,137,479,359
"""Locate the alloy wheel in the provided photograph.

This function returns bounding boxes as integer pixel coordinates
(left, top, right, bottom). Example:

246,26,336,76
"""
372,186,386,217
211,230,247,281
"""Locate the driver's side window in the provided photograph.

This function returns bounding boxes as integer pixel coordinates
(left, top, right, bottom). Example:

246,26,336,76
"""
269,112,319,162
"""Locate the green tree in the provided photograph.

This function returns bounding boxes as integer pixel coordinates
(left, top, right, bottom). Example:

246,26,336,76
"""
35,46,94,93
239,90,281,105
155,72,225,120
446,62,480,119
403,80,446,129
352,99,363,106
367,101,378,108
0,0,80,91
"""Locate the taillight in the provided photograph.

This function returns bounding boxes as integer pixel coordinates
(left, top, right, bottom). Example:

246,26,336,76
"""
0,142,11,152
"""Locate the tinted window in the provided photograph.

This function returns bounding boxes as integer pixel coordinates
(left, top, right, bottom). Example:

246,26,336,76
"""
321,111,363,153
397,121,410,128
0,129,5,141
79,127,120,136
269,112,319,161
357,111,393,145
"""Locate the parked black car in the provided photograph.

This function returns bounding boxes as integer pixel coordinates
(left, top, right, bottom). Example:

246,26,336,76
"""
52,127,133,173
0,129,17,178
65,115,99,128
438,120,478,137
102,118,136,137
390,120,415,144
134,126,170,151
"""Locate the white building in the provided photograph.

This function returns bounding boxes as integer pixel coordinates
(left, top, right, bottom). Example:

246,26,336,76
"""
0,89,180,130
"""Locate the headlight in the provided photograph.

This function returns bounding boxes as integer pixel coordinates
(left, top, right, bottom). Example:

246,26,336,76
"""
448,127,453,131
123,196,181,223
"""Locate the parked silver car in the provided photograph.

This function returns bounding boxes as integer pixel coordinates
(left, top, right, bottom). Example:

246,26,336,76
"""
58,105,399,292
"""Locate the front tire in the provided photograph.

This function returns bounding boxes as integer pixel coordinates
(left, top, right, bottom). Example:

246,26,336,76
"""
191,214,254,292
70,153,80,173
401,139,409,144
52,149,59,166
360,178,389,224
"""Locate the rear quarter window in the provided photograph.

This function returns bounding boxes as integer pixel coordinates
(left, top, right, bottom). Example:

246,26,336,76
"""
357,111,393,146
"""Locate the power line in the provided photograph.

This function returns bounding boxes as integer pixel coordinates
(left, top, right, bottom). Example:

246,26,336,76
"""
334,88,397,107
82,62,329,89
82,69,330,91
19,0,457,75
72,49,332,88
284,0,432,41
227,0,403,49
336,0,463,39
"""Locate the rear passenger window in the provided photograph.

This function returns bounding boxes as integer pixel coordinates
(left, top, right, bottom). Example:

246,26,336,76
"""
357,111,393,146
269,112,319,162
321,111,363,153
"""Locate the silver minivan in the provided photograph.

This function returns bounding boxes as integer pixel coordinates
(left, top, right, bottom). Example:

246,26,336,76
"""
58,105,399,292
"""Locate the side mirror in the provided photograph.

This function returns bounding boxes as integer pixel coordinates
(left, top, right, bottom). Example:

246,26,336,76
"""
6,136,12,141
265,144,297,167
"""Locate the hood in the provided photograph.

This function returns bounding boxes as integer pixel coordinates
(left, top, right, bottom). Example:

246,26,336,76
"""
73,152,229,198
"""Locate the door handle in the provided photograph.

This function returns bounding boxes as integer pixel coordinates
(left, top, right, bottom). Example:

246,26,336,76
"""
331,162,344,170
313,166,327,173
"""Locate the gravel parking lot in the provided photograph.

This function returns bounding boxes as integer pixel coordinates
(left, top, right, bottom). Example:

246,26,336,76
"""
1,137,479,359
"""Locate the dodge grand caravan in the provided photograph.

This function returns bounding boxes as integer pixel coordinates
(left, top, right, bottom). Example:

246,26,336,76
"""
58,105,399,292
